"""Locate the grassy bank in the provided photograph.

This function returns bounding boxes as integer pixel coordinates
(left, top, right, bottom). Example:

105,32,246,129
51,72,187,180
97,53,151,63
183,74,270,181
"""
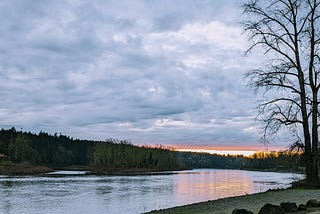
147,188,320,214
86,167,187,176
0,161,53,175
0,161,182,176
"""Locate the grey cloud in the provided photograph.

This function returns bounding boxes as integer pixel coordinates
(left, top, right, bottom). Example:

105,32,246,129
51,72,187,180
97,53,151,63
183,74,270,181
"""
0,0,269,149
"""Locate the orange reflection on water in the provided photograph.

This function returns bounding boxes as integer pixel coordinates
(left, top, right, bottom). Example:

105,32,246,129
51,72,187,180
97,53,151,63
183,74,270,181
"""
173,169,255,203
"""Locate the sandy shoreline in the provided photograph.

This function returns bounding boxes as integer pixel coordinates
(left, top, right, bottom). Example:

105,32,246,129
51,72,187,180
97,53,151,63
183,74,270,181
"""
147,188,320,214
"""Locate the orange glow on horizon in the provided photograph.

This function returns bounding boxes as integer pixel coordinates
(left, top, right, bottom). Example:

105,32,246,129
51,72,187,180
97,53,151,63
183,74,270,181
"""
176,148,255,156
169,144,286,157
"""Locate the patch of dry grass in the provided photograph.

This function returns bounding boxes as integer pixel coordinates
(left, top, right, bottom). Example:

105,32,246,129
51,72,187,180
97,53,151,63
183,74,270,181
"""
0,161,53,175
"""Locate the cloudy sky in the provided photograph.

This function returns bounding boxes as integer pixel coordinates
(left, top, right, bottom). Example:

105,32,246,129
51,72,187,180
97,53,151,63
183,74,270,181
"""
0,0,285,151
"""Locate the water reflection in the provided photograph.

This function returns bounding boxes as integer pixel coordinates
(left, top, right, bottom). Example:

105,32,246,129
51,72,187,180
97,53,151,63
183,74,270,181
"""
173,169,255,203
0,169,303,214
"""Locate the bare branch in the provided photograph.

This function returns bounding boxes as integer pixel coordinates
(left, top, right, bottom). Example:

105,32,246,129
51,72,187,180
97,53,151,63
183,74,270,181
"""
242,0,320,182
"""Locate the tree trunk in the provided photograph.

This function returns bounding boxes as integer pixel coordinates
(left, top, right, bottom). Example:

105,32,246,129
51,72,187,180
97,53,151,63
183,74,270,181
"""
308,2,319,185
305,153,319,184
311,90,319,184
304,133,314,184
311,158,319,184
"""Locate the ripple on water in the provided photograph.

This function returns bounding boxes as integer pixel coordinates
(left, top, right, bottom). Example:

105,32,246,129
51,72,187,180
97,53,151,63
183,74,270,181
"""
0,169,304,214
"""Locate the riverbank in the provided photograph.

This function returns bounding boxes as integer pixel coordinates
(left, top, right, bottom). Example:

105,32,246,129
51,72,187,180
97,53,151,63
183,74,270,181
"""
0,161,53,175
0,161,300,176
147,188,320,214
0,161,183,176
86,167,188,176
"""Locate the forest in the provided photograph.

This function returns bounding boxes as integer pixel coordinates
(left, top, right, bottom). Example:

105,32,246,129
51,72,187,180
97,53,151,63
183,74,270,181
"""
0,128,304,174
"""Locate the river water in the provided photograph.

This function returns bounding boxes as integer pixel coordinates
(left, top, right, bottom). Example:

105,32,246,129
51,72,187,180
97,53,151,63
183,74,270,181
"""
0,169,303,214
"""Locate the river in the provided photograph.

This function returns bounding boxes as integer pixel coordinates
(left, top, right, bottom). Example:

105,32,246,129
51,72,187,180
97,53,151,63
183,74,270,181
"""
0,169,303,214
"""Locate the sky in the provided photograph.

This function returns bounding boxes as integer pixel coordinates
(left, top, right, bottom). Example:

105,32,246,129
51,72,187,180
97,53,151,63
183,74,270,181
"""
0,0,287,152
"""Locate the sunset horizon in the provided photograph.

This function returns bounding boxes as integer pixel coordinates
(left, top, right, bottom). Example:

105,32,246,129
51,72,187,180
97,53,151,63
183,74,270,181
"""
168,144,287,156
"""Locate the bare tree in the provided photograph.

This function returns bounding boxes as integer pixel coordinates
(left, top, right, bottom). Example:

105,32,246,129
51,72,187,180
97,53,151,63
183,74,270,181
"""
243,0,320,184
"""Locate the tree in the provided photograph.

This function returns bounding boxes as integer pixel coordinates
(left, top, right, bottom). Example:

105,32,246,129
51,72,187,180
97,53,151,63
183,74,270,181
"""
243,0,320,184
8,134,40,165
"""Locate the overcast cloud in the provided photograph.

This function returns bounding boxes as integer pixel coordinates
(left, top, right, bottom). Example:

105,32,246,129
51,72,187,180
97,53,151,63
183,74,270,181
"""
0,0,284,150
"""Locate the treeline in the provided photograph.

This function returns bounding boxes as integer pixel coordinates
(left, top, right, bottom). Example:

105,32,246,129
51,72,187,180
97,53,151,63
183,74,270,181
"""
0,128,180,171
242,151,303,171
177,151,303,171
0,128,304,172
177,152,245,169
0,128,93,167
92,142,180,171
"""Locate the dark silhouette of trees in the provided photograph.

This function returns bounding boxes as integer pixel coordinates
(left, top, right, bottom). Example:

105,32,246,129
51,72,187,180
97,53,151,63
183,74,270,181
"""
92,141,179,170
176,152,245,169
8,134,40,165
0,128,181,171
242,151,303,171
243,0,320,184
0,128,302,173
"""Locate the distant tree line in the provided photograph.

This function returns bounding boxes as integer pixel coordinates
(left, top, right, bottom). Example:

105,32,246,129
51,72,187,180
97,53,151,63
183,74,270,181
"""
0,128,93,167
242,151,303,171
0,128,180,171
177,152,245,169
177,151,303,171
92,141,179,170
0,128,303,172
